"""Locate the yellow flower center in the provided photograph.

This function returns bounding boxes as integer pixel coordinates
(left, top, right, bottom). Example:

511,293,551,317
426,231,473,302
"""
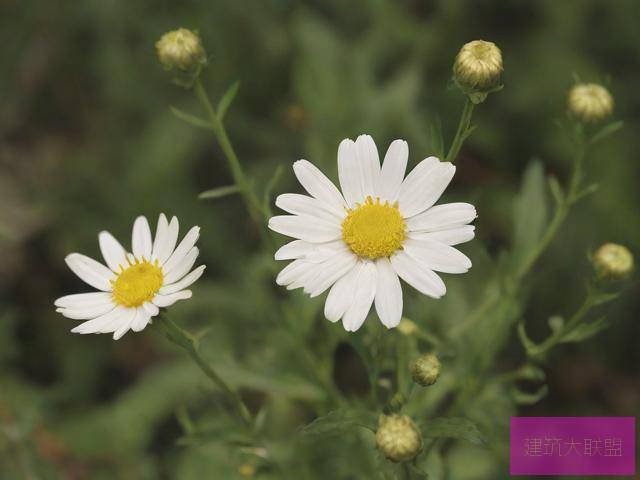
111,258,164,307
342,196,406,259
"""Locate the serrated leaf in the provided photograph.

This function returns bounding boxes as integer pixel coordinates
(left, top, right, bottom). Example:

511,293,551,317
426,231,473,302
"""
590,121,623,144
170,106,212,130
420,417,488,447
198,185,241,200
511,385,548,405
299,409,377,437
217,81,240,121
560,317,610,343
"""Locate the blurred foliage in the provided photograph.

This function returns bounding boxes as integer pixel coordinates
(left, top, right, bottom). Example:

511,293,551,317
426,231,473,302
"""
1,0,639,479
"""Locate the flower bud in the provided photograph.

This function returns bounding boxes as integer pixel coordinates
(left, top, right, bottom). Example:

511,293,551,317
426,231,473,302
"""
376,414,422,462
156,28,207,73
411,353,441,387
593,243,633,279
453,40,503,103
397,318,418,336
567,83,613,123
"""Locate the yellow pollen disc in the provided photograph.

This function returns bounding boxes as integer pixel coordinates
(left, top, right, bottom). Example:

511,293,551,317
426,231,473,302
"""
111,258,164,308
342,196,406,259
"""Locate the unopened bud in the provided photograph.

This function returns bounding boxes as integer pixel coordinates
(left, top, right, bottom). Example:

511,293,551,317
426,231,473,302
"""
156,28,207,73
453,40,503,103
397,318,418,336
411,353,441,387
376,414,422,462
567,83,613,123
593,243,633,279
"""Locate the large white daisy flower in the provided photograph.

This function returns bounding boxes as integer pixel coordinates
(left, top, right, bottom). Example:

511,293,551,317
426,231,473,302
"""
269,135,476,332
55,214,205,339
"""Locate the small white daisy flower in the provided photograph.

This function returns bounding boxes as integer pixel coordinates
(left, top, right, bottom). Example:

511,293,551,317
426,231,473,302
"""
269,135,476,332
55,214,205,340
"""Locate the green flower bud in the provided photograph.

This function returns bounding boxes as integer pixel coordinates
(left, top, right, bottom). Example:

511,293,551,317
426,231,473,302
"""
567,83,613,123
156,28,207,73
376,414,422,462
453,40,503,103
593,243,633,279
397,318,418,336
411,353,441,387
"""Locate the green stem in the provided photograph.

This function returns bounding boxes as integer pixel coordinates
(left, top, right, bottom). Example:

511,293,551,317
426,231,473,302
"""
158,315,253,427
194,79,266,227
452,137,588,339
445,99,475,163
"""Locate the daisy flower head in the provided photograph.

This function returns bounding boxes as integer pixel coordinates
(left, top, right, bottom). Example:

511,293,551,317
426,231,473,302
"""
269,135,476,332
55,214,205,340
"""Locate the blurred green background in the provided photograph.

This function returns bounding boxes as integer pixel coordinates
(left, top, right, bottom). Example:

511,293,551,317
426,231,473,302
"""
1,0,638,478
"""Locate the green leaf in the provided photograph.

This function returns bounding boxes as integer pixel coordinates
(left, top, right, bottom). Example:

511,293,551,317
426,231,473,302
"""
510,160,548,271
217,81,240,121
517,321,538,354
429,117,445,159
560,317,610,343
262,165,284,216
511,385,548,405
170,106,212,130
198,185,241,200
299,409,377,437
420,417,488,447
574,183,599,202
548,176,564,207
590,120,623,144
587,288,619,307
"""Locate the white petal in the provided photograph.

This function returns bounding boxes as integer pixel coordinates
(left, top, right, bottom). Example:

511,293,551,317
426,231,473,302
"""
57,301,116,320
142,301,159,317
65,253,115,291
409,225,476,246
337,138,360,207
374,258,403,328
152,290,193,308
276,193,343,223
354,135,381,199
132,216,153,260
160,265,205,295
324,263,361,322
99,231,128,272
390,251,446,299
154,215,179,264
268,215,341,242
163,247,199,284
162,226,200,271
151,213,168,261
342,261,377,332
55,292,113,309
398,158,456,218
113,308,137,340
378,139,408,202
131,307,151,332
292,160,346,215
305,250,358,297
274,240,315,260
407,203,476,232
275,259,316,287
403,238,472,274
71,306,127,334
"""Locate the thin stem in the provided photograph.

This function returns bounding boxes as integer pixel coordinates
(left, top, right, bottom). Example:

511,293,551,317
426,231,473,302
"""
158,315,253,427
194,78,266,227
445,98,475,163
